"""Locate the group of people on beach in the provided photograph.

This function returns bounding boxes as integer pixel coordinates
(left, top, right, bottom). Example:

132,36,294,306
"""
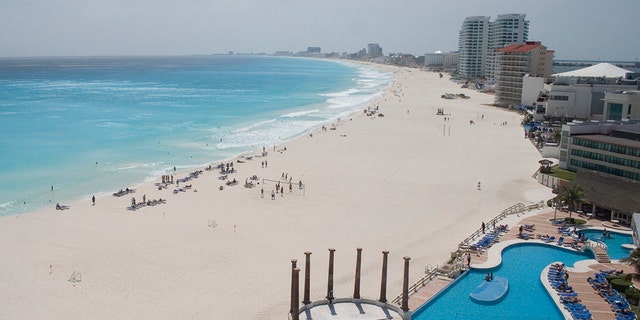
113,187,135,197
161,175,174,184
57,141,306,214
128,195,166,211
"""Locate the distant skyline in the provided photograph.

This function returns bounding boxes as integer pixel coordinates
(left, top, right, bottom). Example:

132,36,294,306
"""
0,0,638,61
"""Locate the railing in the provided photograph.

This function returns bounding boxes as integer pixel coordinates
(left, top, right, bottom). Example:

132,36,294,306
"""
458,202,544,248
391,268,439,305
586,239,608,254
391,201,546,306
391,259,467,305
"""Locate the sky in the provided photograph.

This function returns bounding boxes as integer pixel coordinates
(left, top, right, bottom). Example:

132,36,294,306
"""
0,0,638,61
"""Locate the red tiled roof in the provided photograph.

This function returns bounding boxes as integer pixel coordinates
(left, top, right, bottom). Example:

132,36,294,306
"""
497,42,542,53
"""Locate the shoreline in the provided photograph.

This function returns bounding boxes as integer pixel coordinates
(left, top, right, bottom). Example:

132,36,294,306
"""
0,57,389,217
0,64,554,319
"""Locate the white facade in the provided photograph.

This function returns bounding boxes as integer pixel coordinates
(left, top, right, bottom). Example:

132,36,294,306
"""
458,16,490,79
485,14,530,83
544,83,638,120
603,90,640,121
558,121,640,172
424,52,459,70
494,42,553,107
521,75,545,106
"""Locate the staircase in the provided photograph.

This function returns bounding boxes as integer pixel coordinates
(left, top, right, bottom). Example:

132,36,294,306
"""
594,245,611,263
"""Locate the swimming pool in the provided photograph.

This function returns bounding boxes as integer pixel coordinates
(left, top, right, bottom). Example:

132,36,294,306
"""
581,229,633,260
412,243,593,320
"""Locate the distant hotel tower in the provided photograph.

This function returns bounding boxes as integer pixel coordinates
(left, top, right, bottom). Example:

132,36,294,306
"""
367,43,383,59
458,14,529,81
424,51,458,71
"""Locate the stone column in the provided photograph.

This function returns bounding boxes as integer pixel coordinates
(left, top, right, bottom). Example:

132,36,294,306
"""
379,250,389,303
401,256,411,312
290,259,297,313
292,268,300,320
326,248,336,300
353,248,362,299
303,251,312,305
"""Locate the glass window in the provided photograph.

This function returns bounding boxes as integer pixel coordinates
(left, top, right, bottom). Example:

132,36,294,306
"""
608,103,623,121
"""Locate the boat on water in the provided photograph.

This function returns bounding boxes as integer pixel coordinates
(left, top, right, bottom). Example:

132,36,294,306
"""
470,275,509,303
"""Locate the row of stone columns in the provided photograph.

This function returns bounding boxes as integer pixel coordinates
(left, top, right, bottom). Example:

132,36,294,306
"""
290,248,410,320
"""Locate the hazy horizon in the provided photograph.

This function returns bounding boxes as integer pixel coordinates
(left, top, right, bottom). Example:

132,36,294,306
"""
1,0,638,61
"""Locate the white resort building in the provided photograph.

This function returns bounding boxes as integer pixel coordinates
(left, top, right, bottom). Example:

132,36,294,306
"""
457,14,529,81
494,41,553,107
424,51,459,71
560,120,640,224
541,63,639,120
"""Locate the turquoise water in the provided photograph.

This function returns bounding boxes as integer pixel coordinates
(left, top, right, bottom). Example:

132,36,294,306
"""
412,243,593,320
581,229,634,260
0,56,391,216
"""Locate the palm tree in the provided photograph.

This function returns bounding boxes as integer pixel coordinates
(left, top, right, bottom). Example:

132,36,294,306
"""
552,194,563,221
620,249,640,307
558,185,584,218
552,129,562,143
621,249,640,280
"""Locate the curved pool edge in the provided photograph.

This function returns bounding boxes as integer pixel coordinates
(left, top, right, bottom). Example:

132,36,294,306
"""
471,238,588,269
412,242,594,319
540,263,575,320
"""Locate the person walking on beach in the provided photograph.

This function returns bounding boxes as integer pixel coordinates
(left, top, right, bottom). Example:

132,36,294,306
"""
482,222,485,234
261,188,264,198
91,195,95,206
466,252,471,266
271,190,275,200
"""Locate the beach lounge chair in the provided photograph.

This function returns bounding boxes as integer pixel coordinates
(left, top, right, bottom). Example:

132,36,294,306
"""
557,237,564,246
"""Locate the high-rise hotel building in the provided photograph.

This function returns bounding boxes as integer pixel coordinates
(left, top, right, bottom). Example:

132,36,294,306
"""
458,16,490,79
494,41,553,107
367,43,383,59
458,14,529,80
486,14,530,82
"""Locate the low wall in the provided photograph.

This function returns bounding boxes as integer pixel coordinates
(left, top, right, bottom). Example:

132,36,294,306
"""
537,172,568,191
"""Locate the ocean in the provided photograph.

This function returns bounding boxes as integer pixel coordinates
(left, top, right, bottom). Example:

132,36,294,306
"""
0,55,392,216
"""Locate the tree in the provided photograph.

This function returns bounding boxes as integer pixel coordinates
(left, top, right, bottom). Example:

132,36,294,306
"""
558,185,584,218
521,113,534,125
552,194,563,221
621,249,640,280
620,248,640,307
552,129,562,143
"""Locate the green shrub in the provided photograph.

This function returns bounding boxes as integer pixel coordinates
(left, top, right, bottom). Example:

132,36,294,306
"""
611,277,633,293
625,287,639,305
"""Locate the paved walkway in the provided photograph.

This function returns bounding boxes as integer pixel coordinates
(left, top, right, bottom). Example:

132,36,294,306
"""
299,300,404,320
406,210,636,320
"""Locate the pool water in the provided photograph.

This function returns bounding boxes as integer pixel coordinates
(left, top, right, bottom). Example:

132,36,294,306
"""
581,229,633,260
412,243,593,320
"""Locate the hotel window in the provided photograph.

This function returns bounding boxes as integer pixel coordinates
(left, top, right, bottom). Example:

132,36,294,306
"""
551,95,569,101
608,103,623,121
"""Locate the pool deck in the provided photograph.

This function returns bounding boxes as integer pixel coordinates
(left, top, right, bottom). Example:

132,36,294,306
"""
407,210,637,320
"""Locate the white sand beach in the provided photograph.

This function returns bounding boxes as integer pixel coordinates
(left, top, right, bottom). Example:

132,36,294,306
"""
0,65,553,319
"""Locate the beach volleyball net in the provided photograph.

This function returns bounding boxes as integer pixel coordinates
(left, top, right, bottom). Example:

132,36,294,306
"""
261,179,305,196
